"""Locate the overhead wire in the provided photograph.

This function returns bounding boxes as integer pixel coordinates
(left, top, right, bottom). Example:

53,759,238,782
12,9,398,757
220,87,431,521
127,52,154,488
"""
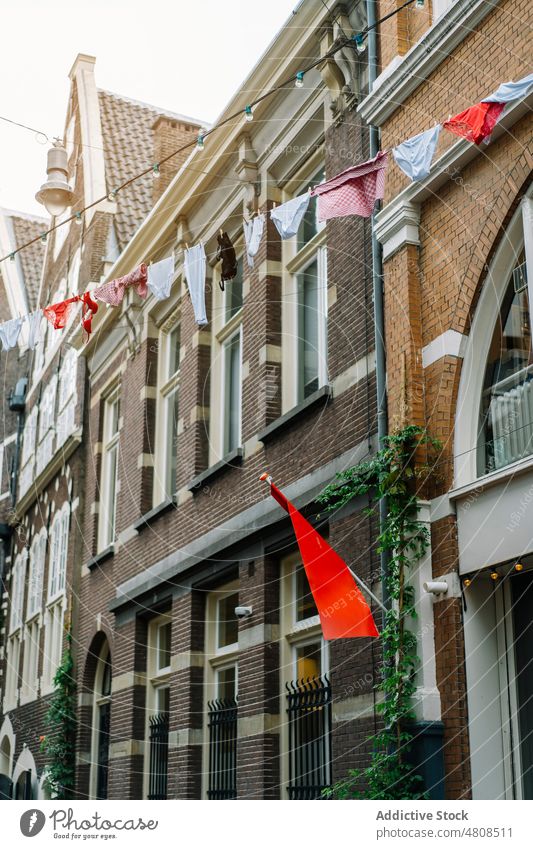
0,0,422,264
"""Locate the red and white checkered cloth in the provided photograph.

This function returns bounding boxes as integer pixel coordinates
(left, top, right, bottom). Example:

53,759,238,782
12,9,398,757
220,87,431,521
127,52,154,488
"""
311,151,389,220
94,263,148,306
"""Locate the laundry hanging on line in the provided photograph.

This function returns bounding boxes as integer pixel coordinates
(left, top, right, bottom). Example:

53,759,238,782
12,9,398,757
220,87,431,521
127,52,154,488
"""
215,232,238,290
483,72,533,104
392,124,442,182
148,256,175,302
94,263,148,306
443,102,506,146
43,296,81,330
183,243,207,325
270,192,311,239
26,309,44,350
0,317,24,351
80,292,99,337
311,151,389,220
243,214,264,267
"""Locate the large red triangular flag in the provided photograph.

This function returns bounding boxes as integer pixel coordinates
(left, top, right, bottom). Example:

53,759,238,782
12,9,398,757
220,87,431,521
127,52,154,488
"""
265,477,379,640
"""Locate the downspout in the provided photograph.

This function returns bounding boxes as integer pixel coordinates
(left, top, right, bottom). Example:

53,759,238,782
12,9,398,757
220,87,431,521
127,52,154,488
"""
366,0,390,613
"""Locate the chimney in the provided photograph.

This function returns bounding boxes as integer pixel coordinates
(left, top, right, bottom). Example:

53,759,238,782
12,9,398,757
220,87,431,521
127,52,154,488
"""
151,117,201,204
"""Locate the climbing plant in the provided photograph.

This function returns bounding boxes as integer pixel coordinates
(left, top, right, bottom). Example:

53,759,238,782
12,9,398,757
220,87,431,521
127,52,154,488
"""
40,625,77,799
317,425,439,800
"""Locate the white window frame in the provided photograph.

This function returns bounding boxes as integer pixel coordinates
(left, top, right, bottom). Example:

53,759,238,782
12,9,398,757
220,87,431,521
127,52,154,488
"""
294,247,328,403
9,551,27,634
27,529,47,620
279,552,328,800
209,243,245,466
3,633,21,712
281,156,328,413
143,614,172,799
21,618,41,703
220,325,243,457
153,321,181,506
47,506,69,604
42,597,65,692
202,581,239,798
98,389,120,551
0,432,16,501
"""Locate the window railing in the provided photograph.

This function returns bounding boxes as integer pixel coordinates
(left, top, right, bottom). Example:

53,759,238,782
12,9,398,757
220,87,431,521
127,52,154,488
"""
147,712,169,800
484,372,533,471
207,697,238,799
286,675,332,800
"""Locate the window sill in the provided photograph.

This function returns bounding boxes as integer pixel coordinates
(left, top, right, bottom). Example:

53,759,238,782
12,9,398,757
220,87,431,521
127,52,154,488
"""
450,454,533,502
187,447,243,493
258,385,332,444
134,498,176,532
87,543,115,571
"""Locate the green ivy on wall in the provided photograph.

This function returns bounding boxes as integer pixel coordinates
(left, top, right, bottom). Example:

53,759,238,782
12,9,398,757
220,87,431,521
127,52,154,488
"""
40,626,77,799
318,425,439,800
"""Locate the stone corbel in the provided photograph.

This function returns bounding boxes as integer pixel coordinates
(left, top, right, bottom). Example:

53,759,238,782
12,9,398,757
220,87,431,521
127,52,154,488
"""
234,134,259,215
175,215,192,252
319,19,357,121
374,200,421,261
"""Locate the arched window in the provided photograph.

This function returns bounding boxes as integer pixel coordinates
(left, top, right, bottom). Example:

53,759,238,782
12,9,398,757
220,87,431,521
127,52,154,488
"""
479,248,532,474
91,644,111,800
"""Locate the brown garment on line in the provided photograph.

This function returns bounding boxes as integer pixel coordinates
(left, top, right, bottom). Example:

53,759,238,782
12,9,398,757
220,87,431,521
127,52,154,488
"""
215,231,238,290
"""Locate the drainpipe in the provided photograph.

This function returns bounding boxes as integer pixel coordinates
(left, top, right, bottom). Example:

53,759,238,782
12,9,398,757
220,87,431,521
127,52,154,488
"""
9,377,28,510
366,0,390,613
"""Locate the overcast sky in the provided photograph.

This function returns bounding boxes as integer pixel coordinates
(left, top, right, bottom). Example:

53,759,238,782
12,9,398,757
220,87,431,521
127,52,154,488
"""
0,0,299,217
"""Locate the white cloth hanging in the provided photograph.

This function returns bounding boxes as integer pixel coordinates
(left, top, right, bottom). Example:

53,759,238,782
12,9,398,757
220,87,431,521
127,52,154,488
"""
270,193,311,239
148,256,175,302
392,125,442,182
243,214,265,267
183,243,207,326
0,317,23,351
26,310,44,349
483,72,533,104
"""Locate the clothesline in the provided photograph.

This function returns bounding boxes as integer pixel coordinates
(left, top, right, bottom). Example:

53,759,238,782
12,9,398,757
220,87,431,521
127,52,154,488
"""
1,70,530,348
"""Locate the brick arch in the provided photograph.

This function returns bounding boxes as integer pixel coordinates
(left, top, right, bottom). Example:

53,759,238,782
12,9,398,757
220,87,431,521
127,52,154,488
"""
457,165,533,338
76,630,112,800
424,162,533,486
80,629,112,694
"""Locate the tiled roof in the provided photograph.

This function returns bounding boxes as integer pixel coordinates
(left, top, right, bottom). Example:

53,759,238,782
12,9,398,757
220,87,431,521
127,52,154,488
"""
98,89,204,250
5,211,46,311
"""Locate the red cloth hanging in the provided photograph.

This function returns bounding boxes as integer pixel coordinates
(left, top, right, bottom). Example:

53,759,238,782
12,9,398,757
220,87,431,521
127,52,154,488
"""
80,291,99,336
443,102,505,145
268,480,379,640
94,263,148,306
43,296,80,330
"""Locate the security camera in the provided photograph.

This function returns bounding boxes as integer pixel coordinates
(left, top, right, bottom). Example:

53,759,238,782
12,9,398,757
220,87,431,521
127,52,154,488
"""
235,605,253,619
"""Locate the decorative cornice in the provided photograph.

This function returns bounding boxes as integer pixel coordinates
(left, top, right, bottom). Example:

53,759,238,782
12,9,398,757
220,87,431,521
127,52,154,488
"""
357,0,499,126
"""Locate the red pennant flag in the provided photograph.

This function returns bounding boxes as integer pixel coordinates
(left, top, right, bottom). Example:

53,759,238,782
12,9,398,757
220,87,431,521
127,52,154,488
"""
265,477,379,640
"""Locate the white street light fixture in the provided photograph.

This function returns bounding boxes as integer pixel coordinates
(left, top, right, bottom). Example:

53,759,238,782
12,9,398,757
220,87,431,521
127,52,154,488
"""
35,141,74,217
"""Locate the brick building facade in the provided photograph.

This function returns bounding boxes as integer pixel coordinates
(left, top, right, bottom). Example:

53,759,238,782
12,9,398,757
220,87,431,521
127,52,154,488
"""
1,0,530,803
0,54,202,799
359,0,533,799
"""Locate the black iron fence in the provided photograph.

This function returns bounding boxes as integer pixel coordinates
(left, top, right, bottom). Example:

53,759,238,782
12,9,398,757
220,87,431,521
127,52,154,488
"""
207,697,238,799
286,675,332,799
148,712,169,800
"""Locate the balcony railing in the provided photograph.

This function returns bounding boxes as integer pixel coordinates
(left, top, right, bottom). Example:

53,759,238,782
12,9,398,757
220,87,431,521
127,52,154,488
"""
147,712,169,800
207,697,238,799
286,675,332,800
